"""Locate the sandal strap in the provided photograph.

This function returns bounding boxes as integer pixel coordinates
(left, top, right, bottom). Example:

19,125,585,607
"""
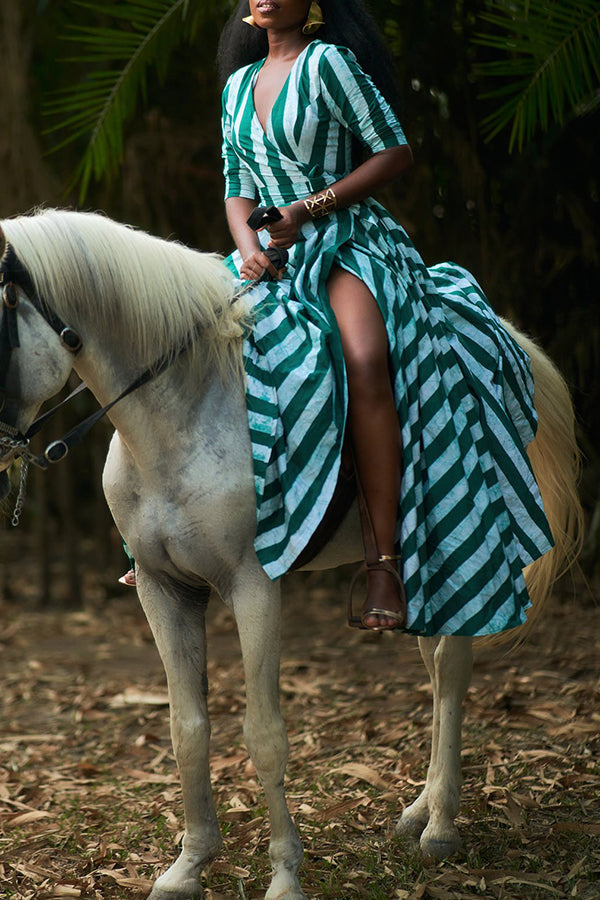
363,607,405,624
347,556,407,629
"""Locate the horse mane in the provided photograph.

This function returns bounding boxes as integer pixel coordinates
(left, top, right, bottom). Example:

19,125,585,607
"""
0,208,248,382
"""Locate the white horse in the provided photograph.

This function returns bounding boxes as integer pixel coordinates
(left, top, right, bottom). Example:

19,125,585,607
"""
0,209,581,900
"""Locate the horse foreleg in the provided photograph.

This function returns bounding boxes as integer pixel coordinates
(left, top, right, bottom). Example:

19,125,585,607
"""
232,571,306,900
398,635,473,858
138,576,221,900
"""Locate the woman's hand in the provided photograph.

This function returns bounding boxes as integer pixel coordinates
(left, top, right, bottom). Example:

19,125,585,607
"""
263,201,310,250
239,249,283,281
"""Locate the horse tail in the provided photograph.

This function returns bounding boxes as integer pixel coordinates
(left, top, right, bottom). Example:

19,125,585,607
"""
500,319,584,639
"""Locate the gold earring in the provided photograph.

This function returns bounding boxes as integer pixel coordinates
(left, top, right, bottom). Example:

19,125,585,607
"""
242,15,261,30
302,1,325,35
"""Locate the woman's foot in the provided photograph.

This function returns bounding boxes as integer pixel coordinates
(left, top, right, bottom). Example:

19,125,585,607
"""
348,555,406,631
361,566,405,630
118,568,136,587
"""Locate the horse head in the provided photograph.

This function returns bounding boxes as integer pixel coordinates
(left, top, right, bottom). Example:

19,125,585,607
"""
0,224,79,480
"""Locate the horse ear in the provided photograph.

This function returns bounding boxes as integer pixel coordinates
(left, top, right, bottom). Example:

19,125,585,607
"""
0,226,5,260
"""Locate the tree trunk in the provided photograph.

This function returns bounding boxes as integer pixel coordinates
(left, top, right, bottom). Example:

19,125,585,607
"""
0,0,59,216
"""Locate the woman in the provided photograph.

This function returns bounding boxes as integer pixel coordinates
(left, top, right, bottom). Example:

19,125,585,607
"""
218,0,554,635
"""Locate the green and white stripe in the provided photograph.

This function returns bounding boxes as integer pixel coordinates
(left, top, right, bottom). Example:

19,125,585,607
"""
222,40,553,636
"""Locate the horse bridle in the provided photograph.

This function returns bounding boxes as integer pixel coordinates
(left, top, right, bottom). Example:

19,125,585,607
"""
0,209,284,522
0,245,86,467
0,244,199,523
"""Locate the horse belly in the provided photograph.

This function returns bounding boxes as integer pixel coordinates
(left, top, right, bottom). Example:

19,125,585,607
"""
298,501,363,571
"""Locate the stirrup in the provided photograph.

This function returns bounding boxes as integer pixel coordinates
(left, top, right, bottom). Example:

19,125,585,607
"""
347,554,407,631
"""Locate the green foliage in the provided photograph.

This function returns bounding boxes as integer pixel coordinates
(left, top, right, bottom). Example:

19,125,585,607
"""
30,0,600,492
46,0,600,199
476,0,600,150
44,0,220,201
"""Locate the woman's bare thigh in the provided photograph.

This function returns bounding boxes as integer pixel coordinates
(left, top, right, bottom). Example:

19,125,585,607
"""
326,265,390,386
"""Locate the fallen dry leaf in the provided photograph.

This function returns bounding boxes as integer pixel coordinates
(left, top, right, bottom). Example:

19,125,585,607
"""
0,577,597,900
332,762,390,790
3,810,53,829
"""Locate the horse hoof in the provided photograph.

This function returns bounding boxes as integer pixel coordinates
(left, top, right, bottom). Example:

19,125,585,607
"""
396,811,428,839
419,831,462,859
146,888,203,900
265,890,307,900
265,875,307,900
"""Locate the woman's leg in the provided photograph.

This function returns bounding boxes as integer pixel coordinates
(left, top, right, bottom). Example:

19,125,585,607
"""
327,265,403,628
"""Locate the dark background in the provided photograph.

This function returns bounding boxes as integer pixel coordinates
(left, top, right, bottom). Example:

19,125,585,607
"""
0,0,597,605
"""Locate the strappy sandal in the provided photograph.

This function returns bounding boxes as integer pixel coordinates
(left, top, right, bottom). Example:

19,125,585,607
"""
347,451,407,632
118,568,136,587
347,553,406,630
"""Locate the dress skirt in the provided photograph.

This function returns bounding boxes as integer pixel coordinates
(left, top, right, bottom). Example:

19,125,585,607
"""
221,40,554,636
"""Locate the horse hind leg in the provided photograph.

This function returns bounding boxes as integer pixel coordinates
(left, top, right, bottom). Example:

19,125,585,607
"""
231,569,306,900
397,636,441,839
397,635,473,859
419,636,472,858
137,575,221,900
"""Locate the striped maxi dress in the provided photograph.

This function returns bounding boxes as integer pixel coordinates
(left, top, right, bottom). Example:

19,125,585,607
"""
221,39,554,636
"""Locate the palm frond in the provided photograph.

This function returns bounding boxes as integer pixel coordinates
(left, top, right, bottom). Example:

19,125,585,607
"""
45,0,218,201
475,0,600,150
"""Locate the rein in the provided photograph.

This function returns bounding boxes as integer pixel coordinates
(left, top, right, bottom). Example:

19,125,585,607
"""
0,212,285,524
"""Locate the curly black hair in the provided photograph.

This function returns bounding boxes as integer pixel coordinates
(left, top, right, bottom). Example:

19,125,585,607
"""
217,0,402,116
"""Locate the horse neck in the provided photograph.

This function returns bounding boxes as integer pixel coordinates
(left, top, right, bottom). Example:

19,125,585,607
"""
72,337,243,470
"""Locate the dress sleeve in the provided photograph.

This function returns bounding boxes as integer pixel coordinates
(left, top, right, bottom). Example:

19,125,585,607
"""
221,82,257,201
318,45,407,154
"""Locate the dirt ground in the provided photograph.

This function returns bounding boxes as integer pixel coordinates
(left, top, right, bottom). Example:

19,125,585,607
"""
0,566,598,899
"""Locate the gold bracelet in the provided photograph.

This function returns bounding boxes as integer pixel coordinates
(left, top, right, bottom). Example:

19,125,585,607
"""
303,188,337,219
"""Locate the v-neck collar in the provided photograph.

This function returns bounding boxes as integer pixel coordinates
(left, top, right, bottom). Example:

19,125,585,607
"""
250,42,314,137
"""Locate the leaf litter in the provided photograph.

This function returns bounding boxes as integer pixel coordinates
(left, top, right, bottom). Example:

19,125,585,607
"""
0,568,598,899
